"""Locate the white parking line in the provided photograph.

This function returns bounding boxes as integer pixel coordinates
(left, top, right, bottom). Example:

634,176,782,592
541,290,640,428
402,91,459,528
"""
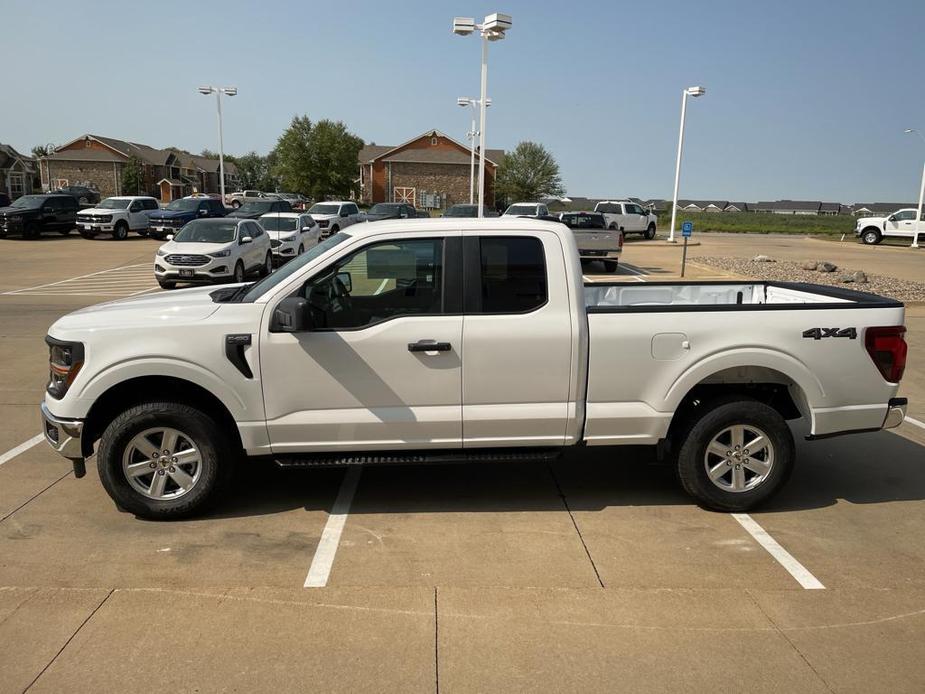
904,416,925,432
304,466,362,588
732,513,825,590
0,434,44,467
2,263,157,298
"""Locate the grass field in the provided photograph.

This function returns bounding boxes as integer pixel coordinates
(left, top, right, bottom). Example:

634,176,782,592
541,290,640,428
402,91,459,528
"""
656,211,856,235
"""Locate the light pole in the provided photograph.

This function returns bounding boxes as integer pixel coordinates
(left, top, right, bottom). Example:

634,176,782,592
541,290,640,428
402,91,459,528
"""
904,129,925,249
453,13,511,218
198,85,237,204
668,85,706,243
458,97,491,204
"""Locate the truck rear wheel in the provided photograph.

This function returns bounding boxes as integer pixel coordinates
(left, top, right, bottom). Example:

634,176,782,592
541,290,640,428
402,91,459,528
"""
97,402,234,520
675,398,794,512
604,260,619,273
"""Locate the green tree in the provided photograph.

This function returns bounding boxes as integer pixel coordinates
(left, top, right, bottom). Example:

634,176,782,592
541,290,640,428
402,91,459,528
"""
31,145,49,160
494,141,564,205
122,155,144,195
231,151,278,191
271,116,363,199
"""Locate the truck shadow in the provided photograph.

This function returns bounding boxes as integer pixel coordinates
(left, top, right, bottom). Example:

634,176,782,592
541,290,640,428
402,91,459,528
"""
206,429,925,520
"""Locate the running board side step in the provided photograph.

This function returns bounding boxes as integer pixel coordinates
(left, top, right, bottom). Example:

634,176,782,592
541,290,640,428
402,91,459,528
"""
274,448,563,468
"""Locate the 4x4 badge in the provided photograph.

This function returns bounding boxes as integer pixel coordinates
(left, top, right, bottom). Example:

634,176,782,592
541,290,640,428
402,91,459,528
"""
802,327,857,340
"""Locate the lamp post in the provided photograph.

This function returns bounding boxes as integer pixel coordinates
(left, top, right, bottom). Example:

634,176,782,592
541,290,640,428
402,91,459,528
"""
904,128,925,249
457,97,491,204
453,13,511,218
198,86,237,204
668,85,706,243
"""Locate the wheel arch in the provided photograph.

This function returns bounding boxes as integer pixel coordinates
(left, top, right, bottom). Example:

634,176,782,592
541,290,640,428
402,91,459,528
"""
82,375,243,458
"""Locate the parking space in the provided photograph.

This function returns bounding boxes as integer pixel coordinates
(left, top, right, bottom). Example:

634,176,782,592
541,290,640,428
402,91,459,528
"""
1,232,924,691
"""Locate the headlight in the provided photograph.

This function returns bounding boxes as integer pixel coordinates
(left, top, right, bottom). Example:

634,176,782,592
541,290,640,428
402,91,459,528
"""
46,337,84,399
281,233,298,242
209,249,231,258
156,248,167,256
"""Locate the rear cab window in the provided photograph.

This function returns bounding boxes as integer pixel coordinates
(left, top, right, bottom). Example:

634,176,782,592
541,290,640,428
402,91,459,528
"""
469,236,547,314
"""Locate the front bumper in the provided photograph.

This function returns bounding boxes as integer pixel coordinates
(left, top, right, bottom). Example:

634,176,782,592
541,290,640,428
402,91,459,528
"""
78,221,114,232
40,402,84,460
271,240,300,263
148,223,186,237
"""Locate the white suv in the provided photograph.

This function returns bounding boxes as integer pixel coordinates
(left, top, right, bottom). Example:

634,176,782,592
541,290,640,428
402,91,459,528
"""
77,196,159,240
154,218,273,289
258,212,321,264
307,201,362,238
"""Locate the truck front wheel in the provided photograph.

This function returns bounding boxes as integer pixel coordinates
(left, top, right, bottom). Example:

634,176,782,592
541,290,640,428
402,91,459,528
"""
112,221,129,240
675,398,794,512
645,223,656,240
97,402,234,520
861,228,882,245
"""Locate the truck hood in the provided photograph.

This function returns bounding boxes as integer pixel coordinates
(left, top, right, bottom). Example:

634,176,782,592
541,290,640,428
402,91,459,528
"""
49,286,224,336
77,207,119,216
0,207,29,218
149,210,194,221
309,213,338,221
856,216,885,225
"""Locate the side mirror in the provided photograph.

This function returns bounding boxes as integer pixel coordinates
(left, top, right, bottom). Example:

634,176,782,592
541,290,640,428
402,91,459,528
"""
887,215,896,222
270,296,312,332
166,234,174,241
336,271,352,293
240,236,253,245
302,226,313,232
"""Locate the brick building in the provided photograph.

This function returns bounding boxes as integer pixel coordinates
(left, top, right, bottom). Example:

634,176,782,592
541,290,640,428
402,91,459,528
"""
0,144,38,200
39,134,238,202
358,130,504,210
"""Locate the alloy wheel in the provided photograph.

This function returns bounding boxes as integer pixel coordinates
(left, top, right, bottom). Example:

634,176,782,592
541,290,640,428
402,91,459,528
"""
121,427,202,500
703,424,774,493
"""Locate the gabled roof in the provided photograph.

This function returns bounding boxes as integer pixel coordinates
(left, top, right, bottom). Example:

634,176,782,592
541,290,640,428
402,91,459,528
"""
358,130,504,166
49,134,232,172
725,202,748,211
754,200,821,211
0,143,36,172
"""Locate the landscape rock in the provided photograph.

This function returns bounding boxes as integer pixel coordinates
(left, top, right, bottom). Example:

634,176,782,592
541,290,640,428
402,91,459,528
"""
752,255,775,263
853,271,868,283
840,274,855,283
817,262,837,273
802,261,819,270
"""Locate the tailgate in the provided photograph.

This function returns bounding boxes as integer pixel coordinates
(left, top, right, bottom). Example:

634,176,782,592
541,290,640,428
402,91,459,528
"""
572,229,621,253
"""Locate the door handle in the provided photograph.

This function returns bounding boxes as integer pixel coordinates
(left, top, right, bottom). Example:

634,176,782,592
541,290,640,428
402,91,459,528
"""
408,340,451,353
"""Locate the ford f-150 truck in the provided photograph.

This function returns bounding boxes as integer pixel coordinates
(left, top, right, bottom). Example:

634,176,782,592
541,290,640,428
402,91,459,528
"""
40,219,909,520
855,208,924,245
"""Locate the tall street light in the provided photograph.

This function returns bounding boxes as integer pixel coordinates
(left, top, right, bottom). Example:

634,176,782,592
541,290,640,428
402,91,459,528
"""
904,128,925,249
457,96,491,204
453,13,512,218
198,85,237,204
668,85,706,243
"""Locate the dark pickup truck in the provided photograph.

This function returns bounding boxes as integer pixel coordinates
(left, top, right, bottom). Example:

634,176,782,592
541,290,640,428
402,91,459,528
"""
147,198,227,239
0,194,79,239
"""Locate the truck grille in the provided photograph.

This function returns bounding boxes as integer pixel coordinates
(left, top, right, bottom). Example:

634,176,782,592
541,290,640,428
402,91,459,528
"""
164,254,209,267
152,218,183,227
81,215,112,224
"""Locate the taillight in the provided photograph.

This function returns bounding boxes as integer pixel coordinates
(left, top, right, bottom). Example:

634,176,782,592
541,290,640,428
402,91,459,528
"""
864,326,907,383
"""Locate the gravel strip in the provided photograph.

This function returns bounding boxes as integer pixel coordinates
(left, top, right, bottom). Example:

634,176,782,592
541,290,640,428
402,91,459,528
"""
694,256,925,303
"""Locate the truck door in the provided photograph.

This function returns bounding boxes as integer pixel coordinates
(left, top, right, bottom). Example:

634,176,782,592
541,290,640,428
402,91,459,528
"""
461,232,574,447
261,233,463,452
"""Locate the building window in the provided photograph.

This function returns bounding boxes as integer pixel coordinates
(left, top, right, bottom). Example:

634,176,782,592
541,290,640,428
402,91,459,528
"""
431,137,438,146
9,173,25,199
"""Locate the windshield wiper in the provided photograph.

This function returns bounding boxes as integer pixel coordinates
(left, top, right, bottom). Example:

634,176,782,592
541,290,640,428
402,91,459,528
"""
210,283,253,303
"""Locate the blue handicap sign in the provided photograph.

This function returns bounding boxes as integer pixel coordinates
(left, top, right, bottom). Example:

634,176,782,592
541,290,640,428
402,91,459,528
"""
681,220,693,237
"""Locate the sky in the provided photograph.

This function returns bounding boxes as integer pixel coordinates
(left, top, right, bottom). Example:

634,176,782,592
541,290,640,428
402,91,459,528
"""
3,0,924,203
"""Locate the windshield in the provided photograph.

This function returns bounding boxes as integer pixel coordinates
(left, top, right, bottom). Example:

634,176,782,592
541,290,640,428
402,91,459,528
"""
173,220,237,243
445,205,477,217
309,204,340,215
238,201,273,214
260,216,298,232
166,199,201,212
368,204,401,214
10,195,45,209
505,204,537,215
97,198,131,210
242,233,350,302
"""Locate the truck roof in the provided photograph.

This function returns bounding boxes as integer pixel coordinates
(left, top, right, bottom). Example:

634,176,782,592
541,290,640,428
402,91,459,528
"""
342,216,567,240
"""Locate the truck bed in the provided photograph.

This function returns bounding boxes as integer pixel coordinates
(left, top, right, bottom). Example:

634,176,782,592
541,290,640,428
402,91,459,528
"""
580,280,904,445
584,280,901,311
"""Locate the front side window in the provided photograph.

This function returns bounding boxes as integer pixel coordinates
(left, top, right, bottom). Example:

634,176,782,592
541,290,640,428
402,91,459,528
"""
476,237,547,314
301,238,444,330
894,210,916,221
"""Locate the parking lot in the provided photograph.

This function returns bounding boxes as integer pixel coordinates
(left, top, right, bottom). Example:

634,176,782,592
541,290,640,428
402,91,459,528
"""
1,232,924,693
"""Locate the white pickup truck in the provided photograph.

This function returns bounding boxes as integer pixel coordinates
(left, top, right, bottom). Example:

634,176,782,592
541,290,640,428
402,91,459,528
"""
594,200,658,239
40,219,908,520
855,208,924,244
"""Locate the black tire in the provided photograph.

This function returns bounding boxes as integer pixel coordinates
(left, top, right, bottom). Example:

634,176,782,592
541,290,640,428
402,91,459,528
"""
137,228,148,237
645,224,656,240
259,251,272,277
23,222,39,239
331,224,340,233
97,402,235,520
604,260,619,273
112,221,129,240
675,398,794,512
79,229,96,239
297,244,304,255
608,223,618,231
157,280,177,290
232,200,241,209
58,228,72,236
861,228,882,245
233,260,245,283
